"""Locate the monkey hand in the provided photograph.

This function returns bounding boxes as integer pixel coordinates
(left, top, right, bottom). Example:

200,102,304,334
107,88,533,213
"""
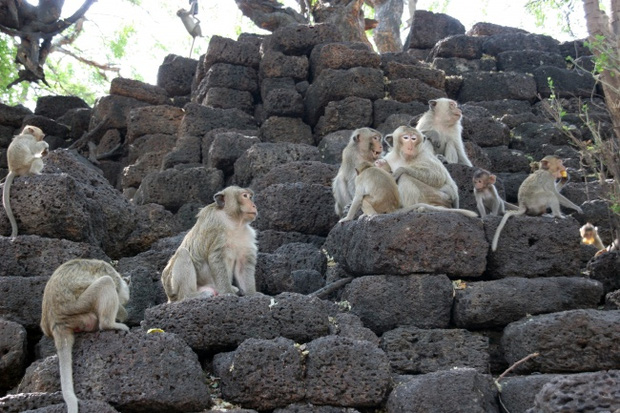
392,167,405,181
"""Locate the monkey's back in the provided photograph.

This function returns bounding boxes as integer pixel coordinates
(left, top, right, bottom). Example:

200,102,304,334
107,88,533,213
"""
40,259,123,336
517,170,554,215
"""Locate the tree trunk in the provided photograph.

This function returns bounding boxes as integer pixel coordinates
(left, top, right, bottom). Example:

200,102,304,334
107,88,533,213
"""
0,0,96,85
371,0,403,52
582,0,620,137
234,0,307,31
312,0,373,48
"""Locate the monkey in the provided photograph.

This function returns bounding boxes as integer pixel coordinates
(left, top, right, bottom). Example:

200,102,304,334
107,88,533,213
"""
595,238,619,256
339,161,401,222
177,8,202,58
2,125,48,238
40,259,130,413
415,98,473,167
382,125,477,218
473,168,518,217
374,158,392,173
332,127,384,217
384,125,457,209
580,222,605,250
162,186,258,302
491,155,583,251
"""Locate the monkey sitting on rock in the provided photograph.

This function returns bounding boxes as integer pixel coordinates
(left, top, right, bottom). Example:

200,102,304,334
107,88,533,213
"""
41,259,130,413
491,155,583,251
162,186,259,302
2,125,48,237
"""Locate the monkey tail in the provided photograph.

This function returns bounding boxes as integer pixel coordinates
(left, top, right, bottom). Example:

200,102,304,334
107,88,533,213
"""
2,172,18,237
52,326,79,413
401,203,478,218
491,209,523,252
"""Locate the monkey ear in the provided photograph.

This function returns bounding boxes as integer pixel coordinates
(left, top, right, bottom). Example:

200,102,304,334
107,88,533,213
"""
122,276,131,286
384,134,394,148
429,100,438,109
489,174,497,184
540,160,550,170
352,131,361,143
214,191,226,208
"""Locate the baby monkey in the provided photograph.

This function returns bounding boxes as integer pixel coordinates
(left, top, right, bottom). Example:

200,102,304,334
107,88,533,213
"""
472,168,516,217
580,222,605,250
41,259,130,413
2,125,48,237
339,160,401,222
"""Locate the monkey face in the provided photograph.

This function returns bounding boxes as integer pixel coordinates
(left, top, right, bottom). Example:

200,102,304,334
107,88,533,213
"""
473,171,495,191
239,191,258,222
352,128,382,161
448,99,462,121
366,134,383,161
395,127,421,159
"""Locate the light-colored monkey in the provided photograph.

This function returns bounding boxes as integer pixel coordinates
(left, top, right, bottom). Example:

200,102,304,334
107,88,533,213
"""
177,8,202,57
339,161,401,222
40,259,130,413
383,125,477,217
162,186,258,302
491,155,583,251
580,222,605,250
473,168,518,217
2,125,48,237
416,98,473,167
332,127,384,217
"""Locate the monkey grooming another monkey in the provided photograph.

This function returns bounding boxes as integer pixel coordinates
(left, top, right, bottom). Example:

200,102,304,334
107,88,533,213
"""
580,222,605,250
2,125,48,237
162,186,258,302
415,98,473,167
339,161,401,222
473,168,517,217
41,259,130,413
491,155,583,251
332,127,384,217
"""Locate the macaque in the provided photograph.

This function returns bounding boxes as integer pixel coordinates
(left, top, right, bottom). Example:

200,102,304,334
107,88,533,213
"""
580,223,605,250
384,125,458,209
162,186,258,302
2,125,48,237
473,168,517,217
40,259,130,413
595,238,619,257
332,127,383,217
383,125,476,217
491,155,583,251
415,98,473,166
339,161,401,222
177,8,202,57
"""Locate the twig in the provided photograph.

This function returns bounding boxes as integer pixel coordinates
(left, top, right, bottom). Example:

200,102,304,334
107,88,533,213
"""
309,277,353,299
